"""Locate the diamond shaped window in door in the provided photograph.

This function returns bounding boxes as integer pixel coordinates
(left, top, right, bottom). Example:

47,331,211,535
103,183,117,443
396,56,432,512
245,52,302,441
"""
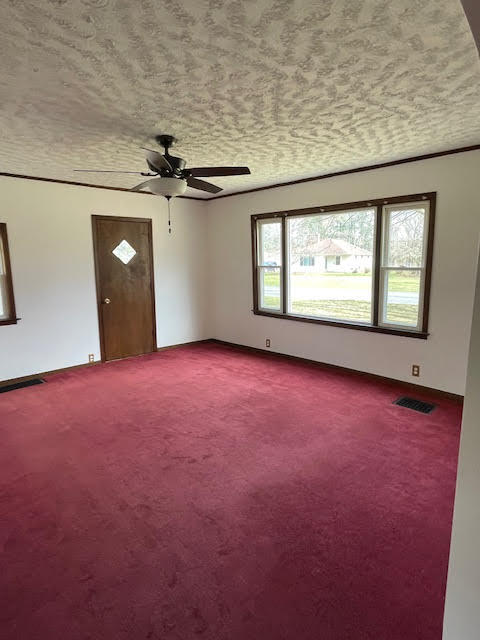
112,239,136,265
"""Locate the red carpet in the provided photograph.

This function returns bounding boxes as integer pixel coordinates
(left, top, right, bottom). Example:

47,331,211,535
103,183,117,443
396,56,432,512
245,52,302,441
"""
0,343,461,639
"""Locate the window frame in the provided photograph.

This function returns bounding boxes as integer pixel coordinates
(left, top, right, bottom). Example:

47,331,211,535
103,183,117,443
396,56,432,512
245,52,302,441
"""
0,223,17,326
256,218,284,313
251,192,436,339
378,201,430,332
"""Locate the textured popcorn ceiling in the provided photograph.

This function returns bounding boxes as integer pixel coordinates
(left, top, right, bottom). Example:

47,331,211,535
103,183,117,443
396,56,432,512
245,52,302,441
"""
0,0,479,198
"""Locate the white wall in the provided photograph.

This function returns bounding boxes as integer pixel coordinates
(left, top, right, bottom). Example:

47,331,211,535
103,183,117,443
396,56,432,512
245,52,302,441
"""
0,177,208,381
443,239,480,639
207,151,480,394
2,151,479,392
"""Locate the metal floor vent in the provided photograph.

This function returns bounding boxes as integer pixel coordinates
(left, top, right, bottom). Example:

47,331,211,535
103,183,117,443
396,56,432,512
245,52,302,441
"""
394,396,436,414
0,378,45,394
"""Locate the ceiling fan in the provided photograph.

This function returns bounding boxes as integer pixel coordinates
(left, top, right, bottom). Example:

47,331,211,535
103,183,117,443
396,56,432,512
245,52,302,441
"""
74,134,251,197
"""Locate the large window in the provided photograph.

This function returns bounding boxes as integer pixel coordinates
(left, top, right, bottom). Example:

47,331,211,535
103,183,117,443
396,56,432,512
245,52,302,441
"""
252,193,435,338
0,224,17,326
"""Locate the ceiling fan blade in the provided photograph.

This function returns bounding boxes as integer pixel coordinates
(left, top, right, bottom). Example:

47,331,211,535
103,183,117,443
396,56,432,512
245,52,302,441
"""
186,176,222,194
131,179,155,192
73,169,147,174
141,148,173,173
188,166,250,177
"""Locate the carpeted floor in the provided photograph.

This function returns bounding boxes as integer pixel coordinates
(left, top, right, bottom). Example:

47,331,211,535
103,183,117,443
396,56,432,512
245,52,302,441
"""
0,343,461,639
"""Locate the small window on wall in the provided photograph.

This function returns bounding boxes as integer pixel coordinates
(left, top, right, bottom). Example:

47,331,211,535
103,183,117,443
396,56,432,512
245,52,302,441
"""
300,256,315,267
0,224,17,325
256,219,282,312
379,203,430,331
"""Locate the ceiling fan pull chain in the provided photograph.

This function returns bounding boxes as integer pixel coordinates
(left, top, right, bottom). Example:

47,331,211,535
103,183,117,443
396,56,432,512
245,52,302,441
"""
167,196,172,234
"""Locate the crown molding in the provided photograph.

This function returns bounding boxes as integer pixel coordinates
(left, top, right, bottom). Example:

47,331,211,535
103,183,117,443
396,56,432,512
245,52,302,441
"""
205,144,480,201
1,144,479,202
0,171,206,201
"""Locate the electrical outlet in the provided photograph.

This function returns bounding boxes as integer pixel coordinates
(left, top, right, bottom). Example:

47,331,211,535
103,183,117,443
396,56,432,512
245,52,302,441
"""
265,338,271,348
412,364,420,377
88,354,95,363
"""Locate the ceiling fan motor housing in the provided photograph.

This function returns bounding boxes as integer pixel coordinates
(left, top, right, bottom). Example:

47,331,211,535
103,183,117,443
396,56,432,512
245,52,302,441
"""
168,155,186,174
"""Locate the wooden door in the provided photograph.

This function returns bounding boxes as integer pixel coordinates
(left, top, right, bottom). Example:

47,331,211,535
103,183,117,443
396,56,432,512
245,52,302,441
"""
92,215,156,361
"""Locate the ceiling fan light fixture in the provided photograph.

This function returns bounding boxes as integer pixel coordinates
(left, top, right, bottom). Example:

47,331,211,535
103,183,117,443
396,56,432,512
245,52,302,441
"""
146,177,187,197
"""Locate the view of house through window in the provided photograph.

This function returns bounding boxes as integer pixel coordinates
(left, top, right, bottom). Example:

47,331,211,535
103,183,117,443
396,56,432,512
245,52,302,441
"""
287,209,375,323
254,194,433,335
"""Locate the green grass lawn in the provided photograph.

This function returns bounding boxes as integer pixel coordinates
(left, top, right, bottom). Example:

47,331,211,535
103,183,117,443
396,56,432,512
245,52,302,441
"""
262,271,419,325
264,271,419,292
263,297,418,325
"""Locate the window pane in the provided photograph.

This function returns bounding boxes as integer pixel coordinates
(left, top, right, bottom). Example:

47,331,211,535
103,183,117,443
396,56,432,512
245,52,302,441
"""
383,269,420,327
0,234,10,320
385,207,426,267
259,220,281,266
112,239,136,265
259,266,281,310
0,277,9,319
288,209,375,322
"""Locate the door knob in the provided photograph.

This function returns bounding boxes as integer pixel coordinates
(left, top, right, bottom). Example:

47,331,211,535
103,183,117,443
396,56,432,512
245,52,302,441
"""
103,298,111,305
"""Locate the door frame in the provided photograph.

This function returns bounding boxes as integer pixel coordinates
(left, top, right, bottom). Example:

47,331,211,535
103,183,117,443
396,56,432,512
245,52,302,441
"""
91,215,157,362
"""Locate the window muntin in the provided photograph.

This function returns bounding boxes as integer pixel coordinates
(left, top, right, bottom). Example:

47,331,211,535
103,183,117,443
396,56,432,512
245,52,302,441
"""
0,224,16,325
252,194,434,337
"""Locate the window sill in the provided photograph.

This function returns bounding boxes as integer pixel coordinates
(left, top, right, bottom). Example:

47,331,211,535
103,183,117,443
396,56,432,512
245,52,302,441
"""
252,309,428,339
0,318,19,326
